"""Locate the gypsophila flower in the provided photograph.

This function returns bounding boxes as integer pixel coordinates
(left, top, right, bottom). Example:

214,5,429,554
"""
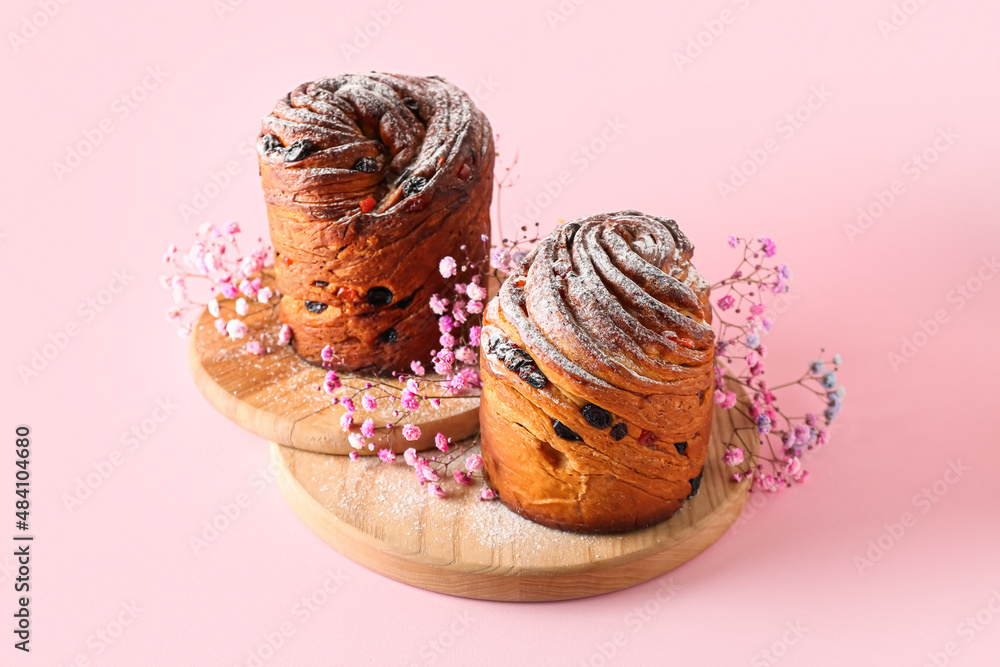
236,298,249,316
224,221,240,234
410,360,426,376
361,418,375,438
821,372,837,389
215,318,227,334
403,448,418,466
727,234,739,248
429,398,441,409
257,286,274,303
402,424,421,441
323,371,341,394
479,488,496,501
750,302,766,316
466,300,483,314
786,457,803,477
439,315,456,333
715,390,738,409
455,346,477,364
833,353,842,365
226,319,248,339
400,389,420,411
809,360,825,375
277,324,292,345
321,345,335,363
340,397,355,413
339,412,353,431
208,298,220,317
435,432,449,452
465,454,484,472
349,451,359,461
723,448,745,466
759,237,777,257
717,295,735,311
348,433,365,450
429,294,449,315
452,300,467,323
245,341,265,355
439,256,457,278
378,449,396,463
427,483,446,499
416,462,439,483
361,394,377,411
469,326,482,347
453,471,471,486
466,282,487,302
440,333,456,349
756,414,772,434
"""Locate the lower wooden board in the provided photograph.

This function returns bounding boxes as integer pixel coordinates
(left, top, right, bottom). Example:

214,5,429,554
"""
273,391,756,602
188,296,480,455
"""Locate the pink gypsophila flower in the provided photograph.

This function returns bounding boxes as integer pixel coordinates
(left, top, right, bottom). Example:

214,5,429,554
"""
361,418,375,438
466,300,483,314
361,393,377,411
339,412,353,431
378,449,396,463
402,424,421,441
455,346,477,364
454,471,471,486
403,448,419,466
438,257,457,278
427,482,446,499
429,294,449,315
715,390,737,409
466,282,487,302
479,488,496,501
400,389,420,411
410,360,425,376
469,326,482,347
226,319,248,339
717,295,735,311
245,341,265,356
435,432,449,452
465,454,483,472
722,448,745,466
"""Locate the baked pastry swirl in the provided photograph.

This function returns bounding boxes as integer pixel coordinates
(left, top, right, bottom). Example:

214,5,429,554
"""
258,73,494,371
479,211,715,533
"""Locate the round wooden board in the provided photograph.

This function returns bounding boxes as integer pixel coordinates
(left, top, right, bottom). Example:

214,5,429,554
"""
273,393,756,602
188,294,480,455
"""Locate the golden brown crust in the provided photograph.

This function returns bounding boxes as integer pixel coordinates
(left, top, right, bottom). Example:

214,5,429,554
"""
479,211,715,533
258,73,494,371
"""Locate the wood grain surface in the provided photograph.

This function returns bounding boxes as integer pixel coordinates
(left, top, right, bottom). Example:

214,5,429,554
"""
272,387,756,601
188,289,480,455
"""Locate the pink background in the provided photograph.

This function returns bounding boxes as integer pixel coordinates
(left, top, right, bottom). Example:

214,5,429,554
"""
4,0,1000,665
